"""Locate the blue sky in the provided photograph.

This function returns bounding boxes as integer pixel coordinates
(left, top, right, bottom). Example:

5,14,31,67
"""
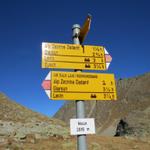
0,0,150,117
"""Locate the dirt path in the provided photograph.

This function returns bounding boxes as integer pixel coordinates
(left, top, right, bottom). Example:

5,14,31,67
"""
1,135,150,150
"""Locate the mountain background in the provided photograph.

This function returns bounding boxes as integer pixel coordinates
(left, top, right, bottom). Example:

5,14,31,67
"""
55,72,150,137
0,0,150,117
0,92,70,149
0,72,150,149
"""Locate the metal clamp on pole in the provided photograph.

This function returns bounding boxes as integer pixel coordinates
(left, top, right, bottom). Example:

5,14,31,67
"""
72,24,87,150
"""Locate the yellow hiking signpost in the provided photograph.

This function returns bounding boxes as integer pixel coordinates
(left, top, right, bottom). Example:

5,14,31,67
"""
42,42,112,70
41,14,117,150
42,71,117,100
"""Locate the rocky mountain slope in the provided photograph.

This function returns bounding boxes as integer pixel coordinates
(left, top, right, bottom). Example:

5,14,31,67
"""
54,72,150,137
0,71,150,150
0,93,69,149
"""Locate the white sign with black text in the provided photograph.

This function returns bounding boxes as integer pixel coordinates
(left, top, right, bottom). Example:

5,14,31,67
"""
70,118,95,135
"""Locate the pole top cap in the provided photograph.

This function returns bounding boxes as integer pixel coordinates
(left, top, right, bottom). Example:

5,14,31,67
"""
72,24,81,30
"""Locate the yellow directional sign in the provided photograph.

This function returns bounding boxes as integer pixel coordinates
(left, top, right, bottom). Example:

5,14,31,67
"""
50,71,117,100
79,14,92,43
42,42,110,70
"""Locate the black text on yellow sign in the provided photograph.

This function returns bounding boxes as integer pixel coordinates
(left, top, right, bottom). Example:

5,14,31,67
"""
51,71,117,100
42,42,107,70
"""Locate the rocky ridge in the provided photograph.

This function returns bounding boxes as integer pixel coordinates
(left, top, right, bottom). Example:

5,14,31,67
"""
54,72,150,137
0,93,69,149
0,71,150,149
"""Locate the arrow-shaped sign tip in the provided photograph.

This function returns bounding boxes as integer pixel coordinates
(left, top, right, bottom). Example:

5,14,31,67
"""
42,72,51,99
41,80,51,99
79,14,92,43
105,54,112,63
42,80,51,90
104,48,112,69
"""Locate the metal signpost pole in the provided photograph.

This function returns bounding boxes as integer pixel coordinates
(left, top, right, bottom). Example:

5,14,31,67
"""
72,24,87,150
